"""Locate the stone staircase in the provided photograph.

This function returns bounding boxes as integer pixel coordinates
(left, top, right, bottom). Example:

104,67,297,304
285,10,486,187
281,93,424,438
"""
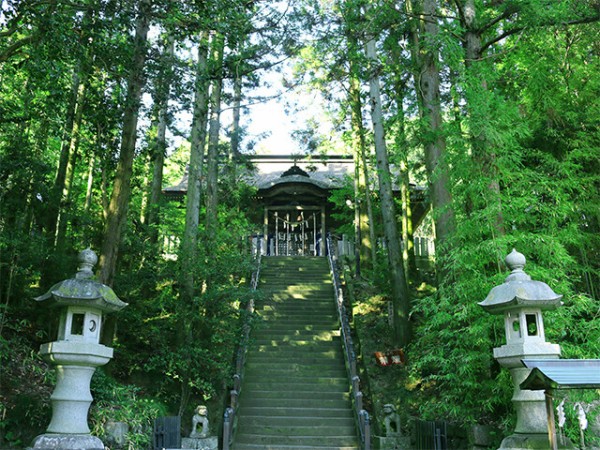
232,256,359,450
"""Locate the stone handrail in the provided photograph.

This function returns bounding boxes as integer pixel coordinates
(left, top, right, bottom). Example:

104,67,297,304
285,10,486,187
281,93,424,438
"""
326,234,371,450
222,242,262,450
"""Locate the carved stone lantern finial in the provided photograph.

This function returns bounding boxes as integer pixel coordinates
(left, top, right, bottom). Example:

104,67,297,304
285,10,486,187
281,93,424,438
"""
505,248,526,272
76,248,98,279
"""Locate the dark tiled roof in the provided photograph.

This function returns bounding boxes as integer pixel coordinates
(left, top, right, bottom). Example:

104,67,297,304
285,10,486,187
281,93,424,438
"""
521,359,600,390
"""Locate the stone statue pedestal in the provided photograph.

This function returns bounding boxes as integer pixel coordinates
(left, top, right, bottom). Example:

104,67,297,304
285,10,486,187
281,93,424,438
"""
377,435,412,449
28,434,105,450
180,436,218,450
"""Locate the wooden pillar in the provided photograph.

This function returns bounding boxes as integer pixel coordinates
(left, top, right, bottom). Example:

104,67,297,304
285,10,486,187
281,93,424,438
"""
301,212,305,256
286,212,290,256
275,211,279,256
263,207,268,256
545,389,558,450
313,213,317,256
321,207,326,257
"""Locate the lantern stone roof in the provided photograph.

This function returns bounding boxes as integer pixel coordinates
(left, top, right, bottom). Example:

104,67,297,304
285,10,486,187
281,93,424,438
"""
479,249,563,314
35,249,127,313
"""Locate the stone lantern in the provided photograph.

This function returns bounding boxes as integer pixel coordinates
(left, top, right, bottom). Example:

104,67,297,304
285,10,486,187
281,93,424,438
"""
479,249,564,449
29,249,127,450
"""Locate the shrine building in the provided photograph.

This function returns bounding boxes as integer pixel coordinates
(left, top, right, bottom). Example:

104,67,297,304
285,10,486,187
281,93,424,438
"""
163,154,429,258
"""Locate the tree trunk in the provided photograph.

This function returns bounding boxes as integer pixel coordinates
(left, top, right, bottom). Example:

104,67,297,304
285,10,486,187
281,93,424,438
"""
205,33,225,245
98,0,151,285
395,97,417,279
461,0,505,236
46,69,81,243
230,61,243,186
406,0,456,274
144,35,175,244
84,154,95,213
389,40,417,278
55,81,86,253
347,29,377,272
361,141,377,271
180,31,210,304
365,26,412,347
349,71,376,273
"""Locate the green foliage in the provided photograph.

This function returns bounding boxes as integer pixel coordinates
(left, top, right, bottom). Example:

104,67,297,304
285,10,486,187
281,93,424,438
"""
90,370,169,450
0,321,53,447
400,2,600,431
328,175,358,238
554,390,600,448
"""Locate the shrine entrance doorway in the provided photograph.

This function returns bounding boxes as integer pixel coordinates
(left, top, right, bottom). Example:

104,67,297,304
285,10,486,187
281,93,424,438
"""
263,206,326,257
256,163,333,257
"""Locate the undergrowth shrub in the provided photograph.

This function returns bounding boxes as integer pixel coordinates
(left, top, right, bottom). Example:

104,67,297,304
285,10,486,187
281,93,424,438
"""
90,369,169,450
0,320,53,448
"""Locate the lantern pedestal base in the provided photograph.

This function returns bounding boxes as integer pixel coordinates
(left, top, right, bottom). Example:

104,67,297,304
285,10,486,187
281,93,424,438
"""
499,432,574,449
28,433,105,450
39,342,113,435
179,436,218,450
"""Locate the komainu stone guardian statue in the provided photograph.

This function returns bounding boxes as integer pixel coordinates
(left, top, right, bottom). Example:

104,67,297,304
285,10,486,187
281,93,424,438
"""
190,405,209,439
383,404,401,437
378,403,411,449
180,405,217,450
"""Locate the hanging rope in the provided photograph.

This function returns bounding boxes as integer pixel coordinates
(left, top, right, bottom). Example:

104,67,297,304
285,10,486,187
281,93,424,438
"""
270,212,316,228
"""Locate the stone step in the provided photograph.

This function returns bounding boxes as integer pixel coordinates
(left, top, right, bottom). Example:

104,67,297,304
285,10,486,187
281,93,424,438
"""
254,318,338,328
244,366,347,378
260,281,332,287
249,338,339,347
259,294,332,300
258,302,333,309
246,345,342,355
259,302,334,310
233,445,358,450
250,322,338,339
261,279,331,285
234,433,358,447
237,406,354,419
246,352,344,364
262,291,333,298
251,343,340,353
238,397,351,410
255,311,337,320
250,328,340,337
259,299,333,307
236,422,356,437
245,357,345,367
233,257,357,450
245,359,344,369
242,379,349,393
241,380,349,391
262,260,328,266
261,269,330,275
251,336,339,345
239,390,350,402
258,309,334,317
250,321,338,338
260,282,331,289
262,257,328,265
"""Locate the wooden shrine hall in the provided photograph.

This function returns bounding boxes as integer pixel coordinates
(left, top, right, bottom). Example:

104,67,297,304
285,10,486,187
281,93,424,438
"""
163,154,429,257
